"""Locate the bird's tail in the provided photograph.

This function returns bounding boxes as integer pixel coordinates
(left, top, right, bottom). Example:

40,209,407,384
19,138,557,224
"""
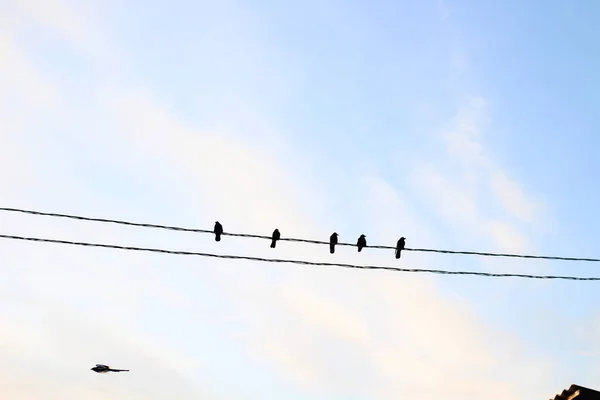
330,244,335,254
215,233,221,242
109,369,129,372
395,249,401,259
270,240,276,248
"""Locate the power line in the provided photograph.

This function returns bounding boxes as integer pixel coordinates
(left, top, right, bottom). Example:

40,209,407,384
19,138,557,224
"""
0,233,598,281
1,206,599,262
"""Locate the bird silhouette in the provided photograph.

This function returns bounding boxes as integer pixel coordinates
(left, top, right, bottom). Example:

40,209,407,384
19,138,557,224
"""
214,221,223,242
270,229,280,248
357,234,366,252
395,237,406,259
91,364,129,373
329,232,338,254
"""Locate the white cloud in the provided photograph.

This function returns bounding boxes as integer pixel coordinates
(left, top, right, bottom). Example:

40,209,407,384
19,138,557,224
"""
414,94,545,256
412,165,483,231
487,219,530,253
233,260,556,398
0,35,60,110
278,283,371,345
3,0,121,66
12,0,87,44
95,86,325,240
490,169,539,223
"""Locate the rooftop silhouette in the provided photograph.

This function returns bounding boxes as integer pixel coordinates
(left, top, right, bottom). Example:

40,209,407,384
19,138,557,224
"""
552,384,600,400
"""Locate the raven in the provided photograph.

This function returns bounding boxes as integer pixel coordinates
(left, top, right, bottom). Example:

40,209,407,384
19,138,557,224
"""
271,229,281,248
329,232,338,254
395,237,406,259
357,234,366,252
214,221,223,242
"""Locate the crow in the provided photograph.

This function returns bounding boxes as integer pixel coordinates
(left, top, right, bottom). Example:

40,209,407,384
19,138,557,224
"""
357,234,366,252
91,364,129,373
214,221,223,242
329,232,338,254
395,237,406,259
270,229,280,248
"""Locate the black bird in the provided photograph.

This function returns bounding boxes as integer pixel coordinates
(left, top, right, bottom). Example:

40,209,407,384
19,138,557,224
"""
214,221,223,242
357,234,366,252
91,364,129,373
329,232,338,254
270,229,280,248
395,237,406,259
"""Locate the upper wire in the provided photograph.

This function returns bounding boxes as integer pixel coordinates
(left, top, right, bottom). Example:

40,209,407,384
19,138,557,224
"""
2,207,599,262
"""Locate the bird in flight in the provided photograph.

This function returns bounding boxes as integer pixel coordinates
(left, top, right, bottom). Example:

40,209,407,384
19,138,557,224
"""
270,229,280,248
395,237,406,259
91,364,129,373
214,221,223,242
357,234,366,252
329,232,338,254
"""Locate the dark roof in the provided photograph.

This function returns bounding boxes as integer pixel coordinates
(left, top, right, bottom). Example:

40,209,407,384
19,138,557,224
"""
552,385,600,400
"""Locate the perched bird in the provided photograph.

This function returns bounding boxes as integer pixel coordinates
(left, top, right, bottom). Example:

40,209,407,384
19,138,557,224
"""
91,364,129,373
270,229,281,248
329,232,338,254
214,221,223,242
395,237,406,259
357,234,367,252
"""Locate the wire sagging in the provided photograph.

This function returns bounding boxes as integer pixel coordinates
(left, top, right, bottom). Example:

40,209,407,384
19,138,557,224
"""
0,233,599,281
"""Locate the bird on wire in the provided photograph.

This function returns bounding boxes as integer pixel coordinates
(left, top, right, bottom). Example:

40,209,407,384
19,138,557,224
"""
395,237,406,259
329,232,338,254
271,229,281,248
357,234,367,252
213,221,223,242
91,364,129,373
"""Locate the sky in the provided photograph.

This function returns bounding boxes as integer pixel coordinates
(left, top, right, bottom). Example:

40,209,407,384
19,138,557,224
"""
1,0,600,398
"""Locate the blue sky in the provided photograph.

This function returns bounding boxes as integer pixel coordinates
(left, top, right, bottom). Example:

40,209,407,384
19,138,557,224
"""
2,0,600,398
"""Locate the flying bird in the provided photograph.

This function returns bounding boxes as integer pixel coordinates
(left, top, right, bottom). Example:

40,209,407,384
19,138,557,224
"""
270,229,280,248
213,221,223,242
91,364,129,373
329,232,338,254
395,237,406,259
357,234,366,252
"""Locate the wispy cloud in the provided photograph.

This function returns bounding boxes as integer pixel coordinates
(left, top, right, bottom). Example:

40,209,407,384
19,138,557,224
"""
411,94,545,255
